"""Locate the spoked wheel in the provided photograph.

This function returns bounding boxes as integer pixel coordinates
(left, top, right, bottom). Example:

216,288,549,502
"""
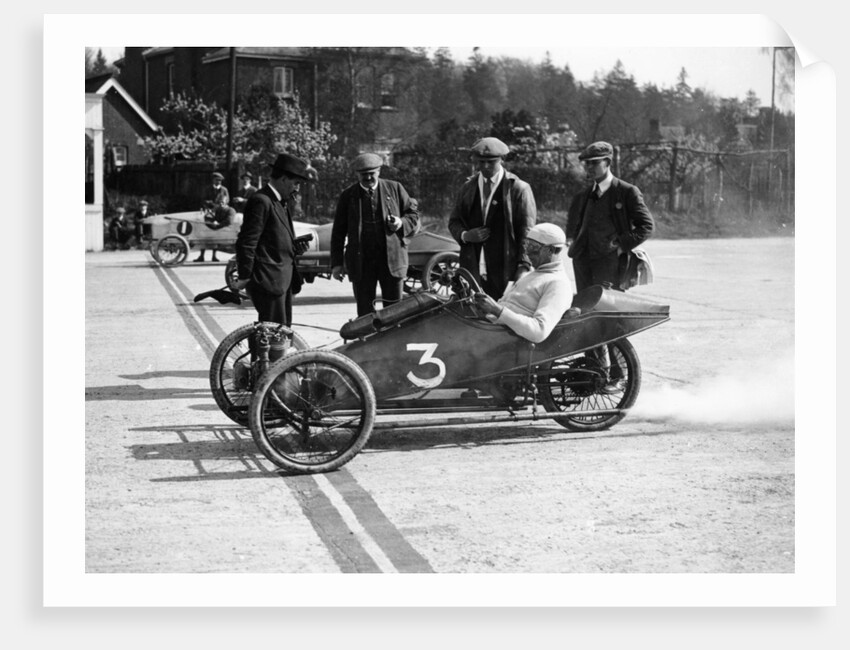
421,251,460,297
249,349,376,474
209,322,309,426
538,338,641,431
153,234,190,266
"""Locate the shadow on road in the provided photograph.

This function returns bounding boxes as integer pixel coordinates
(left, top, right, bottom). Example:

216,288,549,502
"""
123,421,675,482
86,385,210,401
120,370,208,380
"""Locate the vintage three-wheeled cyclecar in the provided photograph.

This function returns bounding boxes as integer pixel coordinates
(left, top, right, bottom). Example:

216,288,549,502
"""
208,268,670,474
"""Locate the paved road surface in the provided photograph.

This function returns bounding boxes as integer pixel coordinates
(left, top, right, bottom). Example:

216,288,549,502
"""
75,237,795,603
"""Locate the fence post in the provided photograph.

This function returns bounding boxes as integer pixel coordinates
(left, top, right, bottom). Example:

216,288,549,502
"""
748,159,755,215
668,144,679,212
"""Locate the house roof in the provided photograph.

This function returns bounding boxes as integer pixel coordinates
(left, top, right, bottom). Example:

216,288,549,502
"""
84,74,159,132
202,47,314,63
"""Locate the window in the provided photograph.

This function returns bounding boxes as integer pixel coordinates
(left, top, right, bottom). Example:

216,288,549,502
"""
380,73,397,109
273,66,294,98
355,67,374,108
112,145,129,168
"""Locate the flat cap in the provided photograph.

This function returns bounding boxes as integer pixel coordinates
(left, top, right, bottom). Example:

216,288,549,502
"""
526,222,566,246
352,152,383,172
211,171,224,180
241,172,253,180
138,200,149,206
578,141,614,161
268,153,314,181
470,137,509,159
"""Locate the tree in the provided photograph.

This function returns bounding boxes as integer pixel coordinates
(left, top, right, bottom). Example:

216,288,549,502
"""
462,48,507,125
141,92,336,165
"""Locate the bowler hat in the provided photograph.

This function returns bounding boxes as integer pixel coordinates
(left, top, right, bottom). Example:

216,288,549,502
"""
211,171,224,180
352,152,383,172
470,137,509,159
268,153,313,181
578,141,614,161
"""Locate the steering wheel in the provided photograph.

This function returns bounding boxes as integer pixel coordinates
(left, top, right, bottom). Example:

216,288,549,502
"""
451,267,483,299
450,267,487,319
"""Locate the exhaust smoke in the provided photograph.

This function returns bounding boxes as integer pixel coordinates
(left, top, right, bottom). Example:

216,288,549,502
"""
630,347,795,425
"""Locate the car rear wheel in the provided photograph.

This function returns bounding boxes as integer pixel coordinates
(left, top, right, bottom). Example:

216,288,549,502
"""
249,350,376,474
210,323,309,426
538,338,641,431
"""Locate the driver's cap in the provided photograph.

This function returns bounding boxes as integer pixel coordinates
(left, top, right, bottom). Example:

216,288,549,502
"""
526,223,566,246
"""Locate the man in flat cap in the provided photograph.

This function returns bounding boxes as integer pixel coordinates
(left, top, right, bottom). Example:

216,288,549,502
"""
448,136,537,300
566,141,654,292
107,206,134,249
132,199,150,245
472,222,573,343
235,153,316,326
566,141,654,392
331,152,420,316
232,172,257,213
195,171,232,262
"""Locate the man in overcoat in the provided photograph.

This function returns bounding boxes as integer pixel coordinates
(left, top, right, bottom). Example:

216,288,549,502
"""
234,153,315,326
565,141,654,292
566,141,655,392
331,153,420,317
447,137,537,300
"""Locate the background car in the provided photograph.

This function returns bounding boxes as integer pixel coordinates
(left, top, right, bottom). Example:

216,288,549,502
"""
223,222,460,296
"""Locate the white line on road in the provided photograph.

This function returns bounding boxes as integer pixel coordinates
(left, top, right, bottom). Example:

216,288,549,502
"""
313,474,399,573
158,264,398,573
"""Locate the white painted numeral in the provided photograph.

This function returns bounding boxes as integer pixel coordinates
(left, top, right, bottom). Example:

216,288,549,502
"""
405,343,446,389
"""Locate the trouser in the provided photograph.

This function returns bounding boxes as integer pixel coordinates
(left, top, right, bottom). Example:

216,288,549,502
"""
247,283,292,327
572,253,622,376
352,261,403,317
571,253,622,292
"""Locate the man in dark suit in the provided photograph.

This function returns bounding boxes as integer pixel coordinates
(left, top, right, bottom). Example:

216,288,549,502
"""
566,141,655,393
566,141,654,292
448,137,537,300
331,153,420,317
234,153,315,326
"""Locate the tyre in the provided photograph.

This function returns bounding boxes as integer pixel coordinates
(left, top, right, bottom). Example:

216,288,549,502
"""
421,251,460,297
209,323,309,426
538,338,641,431
249,349,376,474
224,257,239,292
153,234,190,266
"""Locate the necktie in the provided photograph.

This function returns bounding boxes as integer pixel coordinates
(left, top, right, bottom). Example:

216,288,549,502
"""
482,178,491,202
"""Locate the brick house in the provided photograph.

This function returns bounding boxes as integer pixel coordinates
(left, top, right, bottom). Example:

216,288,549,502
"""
84,73,159,169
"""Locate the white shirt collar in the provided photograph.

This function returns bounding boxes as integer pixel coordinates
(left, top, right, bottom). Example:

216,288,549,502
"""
594,170,614,195
480,166,504,191
268,183,282,202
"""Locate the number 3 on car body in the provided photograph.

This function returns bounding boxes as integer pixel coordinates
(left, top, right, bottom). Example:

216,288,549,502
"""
405,343,446,389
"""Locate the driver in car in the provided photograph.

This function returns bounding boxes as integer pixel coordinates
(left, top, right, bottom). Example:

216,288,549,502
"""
472,222,573,343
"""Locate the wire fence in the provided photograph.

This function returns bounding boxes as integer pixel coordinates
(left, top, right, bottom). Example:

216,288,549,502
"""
107,141,794,236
